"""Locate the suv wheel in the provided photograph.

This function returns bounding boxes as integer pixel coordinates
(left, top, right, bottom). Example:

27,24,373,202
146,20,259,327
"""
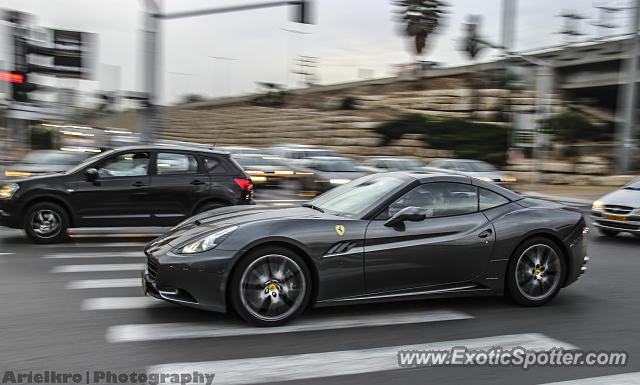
195,201,227,214
24,202,69,244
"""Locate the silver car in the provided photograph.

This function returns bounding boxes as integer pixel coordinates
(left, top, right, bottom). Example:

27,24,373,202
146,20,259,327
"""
591,177,640,238
426,159,517,187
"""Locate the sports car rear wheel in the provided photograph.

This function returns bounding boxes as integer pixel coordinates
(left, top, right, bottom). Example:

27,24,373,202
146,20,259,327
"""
230,247,311,326
506,237,565,306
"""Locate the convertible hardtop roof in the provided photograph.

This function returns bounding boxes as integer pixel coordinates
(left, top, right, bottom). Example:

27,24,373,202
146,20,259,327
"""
397,171,523,201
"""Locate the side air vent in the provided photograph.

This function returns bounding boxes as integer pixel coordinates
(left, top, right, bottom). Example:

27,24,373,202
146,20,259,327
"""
325,240,363,256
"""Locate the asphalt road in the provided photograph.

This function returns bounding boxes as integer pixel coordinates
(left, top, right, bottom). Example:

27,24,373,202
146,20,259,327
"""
1,187,640,385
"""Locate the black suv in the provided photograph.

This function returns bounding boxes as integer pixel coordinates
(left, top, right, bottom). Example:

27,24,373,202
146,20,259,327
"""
0,146,253,243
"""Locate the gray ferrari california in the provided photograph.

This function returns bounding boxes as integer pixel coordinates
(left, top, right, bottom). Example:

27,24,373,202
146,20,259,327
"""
142,172,589,326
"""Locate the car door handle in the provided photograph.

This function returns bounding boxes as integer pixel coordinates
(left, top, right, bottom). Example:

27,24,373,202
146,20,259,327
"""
132,181,148,187
478,229,493,238
190,180,205,186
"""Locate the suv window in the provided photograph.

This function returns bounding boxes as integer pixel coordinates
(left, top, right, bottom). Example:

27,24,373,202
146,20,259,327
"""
381,182,478,219
204,156,228,174
97,152,150,178
479,188,510,210
156,152,198,175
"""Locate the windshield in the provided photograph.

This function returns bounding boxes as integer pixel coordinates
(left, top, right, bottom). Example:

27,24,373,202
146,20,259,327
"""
65,150,114,174
308,174,406,216
465,161,496,172
624,177,640,190
235,157,282,167
391,159,423,170
21,151,88,165
316,159,359,172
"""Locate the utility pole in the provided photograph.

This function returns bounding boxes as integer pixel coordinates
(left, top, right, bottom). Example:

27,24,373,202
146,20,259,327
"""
142,0,160,144
592,4,621,39
501,0,516,52
616,0,640,173
557,10,587,44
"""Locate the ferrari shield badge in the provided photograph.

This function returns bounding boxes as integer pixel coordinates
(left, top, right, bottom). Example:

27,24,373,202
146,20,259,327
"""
335,225,345,236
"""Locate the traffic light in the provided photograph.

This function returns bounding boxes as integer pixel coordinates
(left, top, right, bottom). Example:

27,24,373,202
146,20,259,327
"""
463,15,483,60
291,1,313,24
10,71,37,102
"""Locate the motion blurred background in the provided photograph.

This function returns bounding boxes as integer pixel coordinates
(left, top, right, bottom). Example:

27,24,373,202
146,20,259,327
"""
0,0,638,197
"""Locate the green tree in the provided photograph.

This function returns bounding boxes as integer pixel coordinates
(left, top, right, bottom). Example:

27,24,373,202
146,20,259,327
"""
395,0,448,56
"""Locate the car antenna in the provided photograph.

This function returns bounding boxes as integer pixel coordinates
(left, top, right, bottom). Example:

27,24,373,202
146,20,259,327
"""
211,127,224,150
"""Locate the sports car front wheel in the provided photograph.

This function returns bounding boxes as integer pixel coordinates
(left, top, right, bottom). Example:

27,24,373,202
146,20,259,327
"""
230,247,312,326
506,237,565,306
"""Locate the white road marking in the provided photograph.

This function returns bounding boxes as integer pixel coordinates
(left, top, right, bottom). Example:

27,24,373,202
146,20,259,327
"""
43,252,142,259
148,333,577,385
541,372,640,384
51,263,144,273
82,296,166,310
0,252,15,255
66,278,142,290
106,309,473,343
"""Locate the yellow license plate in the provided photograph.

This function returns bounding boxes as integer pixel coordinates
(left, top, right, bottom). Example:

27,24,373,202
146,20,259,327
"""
604,214,626,222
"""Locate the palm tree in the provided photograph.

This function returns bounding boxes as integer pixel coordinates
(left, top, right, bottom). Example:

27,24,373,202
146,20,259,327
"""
395,0,448,56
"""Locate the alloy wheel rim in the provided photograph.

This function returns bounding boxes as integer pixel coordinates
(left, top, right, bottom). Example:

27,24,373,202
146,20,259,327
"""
31,209,62,238
515,244,562,301
240,254,306,322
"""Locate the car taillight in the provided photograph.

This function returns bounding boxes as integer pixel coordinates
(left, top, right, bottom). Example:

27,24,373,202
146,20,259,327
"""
234,178,253,191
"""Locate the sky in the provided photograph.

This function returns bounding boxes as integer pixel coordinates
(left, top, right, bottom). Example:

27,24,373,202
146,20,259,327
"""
0,0,633,105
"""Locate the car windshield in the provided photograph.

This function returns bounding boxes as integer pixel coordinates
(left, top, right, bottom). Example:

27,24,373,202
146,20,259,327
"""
315,159,359,172
235,156,282,167
21,151,87,165
306,150,339,158
308,174,406,216
624,177,640,190
391,159,423,170
65,150,114,174
464,161,496,172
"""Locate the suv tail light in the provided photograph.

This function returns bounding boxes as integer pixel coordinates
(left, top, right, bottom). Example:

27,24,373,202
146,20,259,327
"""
234,178,253,191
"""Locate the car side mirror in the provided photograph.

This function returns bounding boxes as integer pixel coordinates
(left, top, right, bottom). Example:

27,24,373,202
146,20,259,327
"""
384,206,427,228
85,168,99,181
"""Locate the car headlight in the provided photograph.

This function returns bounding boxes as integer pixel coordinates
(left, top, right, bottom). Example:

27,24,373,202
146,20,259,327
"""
592,200,604,211
177,226,238,254
632,208,640,215
473,176,494,182
0,184,19,200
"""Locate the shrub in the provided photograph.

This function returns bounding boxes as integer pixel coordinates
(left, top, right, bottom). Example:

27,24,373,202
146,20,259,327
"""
373,114,510,165
339,96,358,110
373,113,430,146
549,111,614,142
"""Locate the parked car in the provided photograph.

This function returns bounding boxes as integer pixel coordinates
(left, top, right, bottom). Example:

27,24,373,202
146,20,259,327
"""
591,176,640,238
233,154,294,187
0,145,253,243
3,150,96,179
297,156,367,194
426,159,517,186
360,157,425,173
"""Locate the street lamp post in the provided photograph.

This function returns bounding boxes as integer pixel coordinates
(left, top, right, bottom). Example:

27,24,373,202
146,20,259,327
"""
140,0,313,144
